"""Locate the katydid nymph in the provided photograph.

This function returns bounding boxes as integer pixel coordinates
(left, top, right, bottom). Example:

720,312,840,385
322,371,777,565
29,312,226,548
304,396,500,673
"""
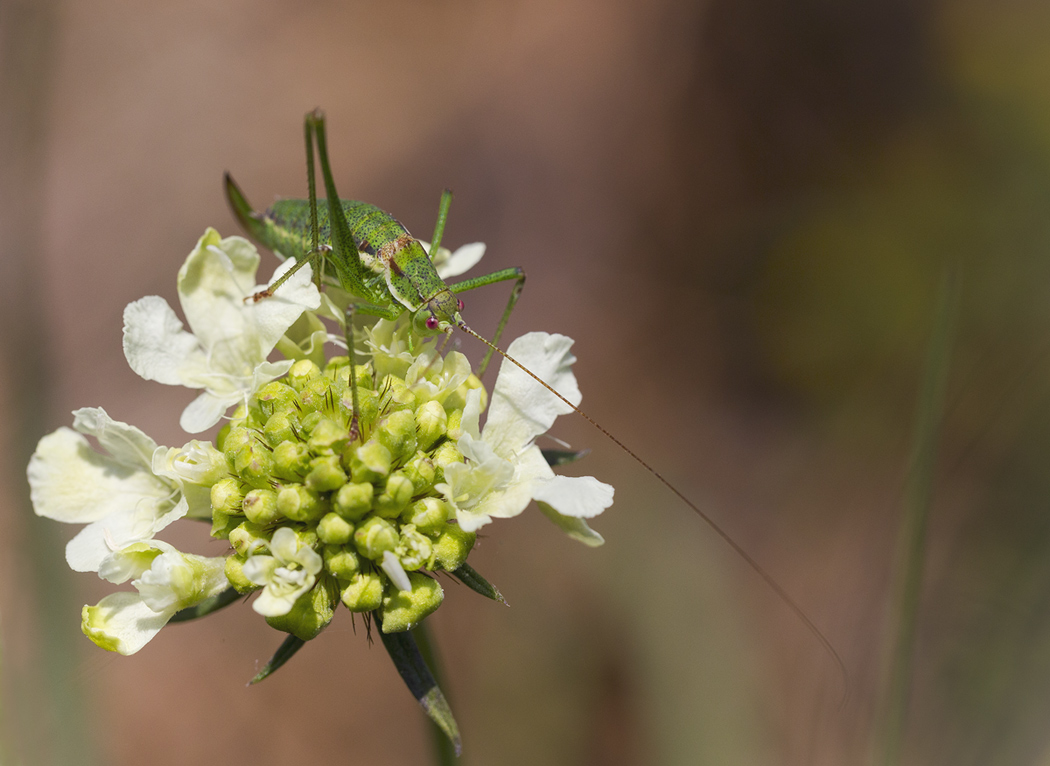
224,108,847,696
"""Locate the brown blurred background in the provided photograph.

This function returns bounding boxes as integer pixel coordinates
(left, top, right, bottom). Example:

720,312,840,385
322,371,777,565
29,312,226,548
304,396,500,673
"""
4,0,1050,763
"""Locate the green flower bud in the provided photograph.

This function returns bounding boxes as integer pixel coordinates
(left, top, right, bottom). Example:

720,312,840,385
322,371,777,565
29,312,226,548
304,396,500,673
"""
272,440,310,479
317,512,354,545
210,477,244,515
263,410,301,447
415,400,447,451
305,455,348,493
340,571,383,612
402,452,436,495
430,439,464,485
333,481,374,522
233,440,275,490
229,521,271,557
380,573,444,633
323,544,360,579
216,422,232,452
443,373,486,414
265,577,338,642
242,488,280,525
287,359,322,391
445,408,463,440
308,417,350,456
349,388,380,430
432,524,477,571
222,426,253,464
373,472,414,519
300,375,336,414
375,409,417,462
379,374,415,412
401,497,450,535
348,439,391,483
397,525,435,571
210,508,243,540
277,484,327,523
353,516,399,560
224,554,258,593
255,381,300,415
300,410,324,435
323,355,351,380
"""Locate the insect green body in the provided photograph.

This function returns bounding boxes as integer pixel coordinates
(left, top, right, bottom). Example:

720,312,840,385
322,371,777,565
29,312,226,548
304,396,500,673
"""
225,110,524,344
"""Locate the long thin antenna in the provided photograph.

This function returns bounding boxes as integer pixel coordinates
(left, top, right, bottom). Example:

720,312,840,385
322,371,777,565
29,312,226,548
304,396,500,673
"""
458,323,849,702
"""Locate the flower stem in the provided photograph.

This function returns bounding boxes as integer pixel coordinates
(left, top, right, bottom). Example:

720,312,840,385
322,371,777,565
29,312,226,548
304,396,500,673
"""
412,622,459,766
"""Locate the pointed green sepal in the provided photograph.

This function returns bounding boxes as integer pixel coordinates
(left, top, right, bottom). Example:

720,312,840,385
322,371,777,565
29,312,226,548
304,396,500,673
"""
541,448,590,467
451,563,506,604
169,587,242,623
375,612,462,756
249,633,307,685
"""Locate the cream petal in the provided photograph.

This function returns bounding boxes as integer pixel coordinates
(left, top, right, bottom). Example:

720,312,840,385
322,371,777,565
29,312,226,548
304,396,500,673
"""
434,242,486,279
82,592,177,655
484,333,581,458
28,428,168,525
179,391,236,434
537,503,605,547
72,408,158,469
531,475,614,519
122,296,205,386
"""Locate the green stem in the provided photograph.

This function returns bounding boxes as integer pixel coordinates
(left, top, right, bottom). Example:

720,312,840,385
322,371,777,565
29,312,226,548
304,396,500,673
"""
871,269,958,766
412,622,459,766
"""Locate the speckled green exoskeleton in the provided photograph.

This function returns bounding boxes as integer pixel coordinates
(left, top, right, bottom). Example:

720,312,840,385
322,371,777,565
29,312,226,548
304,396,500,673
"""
225,108,525,369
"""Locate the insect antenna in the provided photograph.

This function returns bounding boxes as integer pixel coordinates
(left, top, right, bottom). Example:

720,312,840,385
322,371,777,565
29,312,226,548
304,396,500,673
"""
457,323,849,703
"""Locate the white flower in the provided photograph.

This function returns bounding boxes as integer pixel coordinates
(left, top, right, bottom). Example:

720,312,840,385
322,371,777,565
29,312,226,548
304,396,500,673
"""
426,241,486,279
437,333,614,545
242,527,324,617
27,408,219,572
82,540,228,655
122,228,321,433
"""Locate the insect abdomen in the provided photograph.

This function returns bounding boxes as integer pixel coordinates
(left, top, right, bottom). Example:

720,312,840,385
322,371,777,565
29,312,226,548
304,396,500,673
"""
267,199,410,260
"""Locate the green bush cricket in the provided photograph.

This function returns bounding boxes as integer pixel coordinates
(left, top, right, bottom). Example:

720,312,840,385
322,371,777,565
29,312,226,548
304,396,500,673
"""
224,108,847,696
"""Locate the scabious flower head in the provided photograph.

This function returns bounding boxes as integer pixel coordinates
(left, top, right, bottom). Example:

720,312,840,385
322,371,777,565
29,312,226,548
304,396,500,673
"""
27,227,613,661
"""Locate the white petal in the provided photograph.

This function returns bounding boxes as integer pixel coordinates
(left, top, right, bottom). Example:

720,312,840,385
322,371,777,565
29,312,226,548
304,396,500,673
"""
531,475,614,519
250,257,322,352
435,242,486,279
177,230,262,351
81,592,177,655
179,391,237,434
381,551,412,592
537,503,605,547
72,408,158,469
122,296,205,386
65,498,186,573
28,428,168,525
484,333,581,457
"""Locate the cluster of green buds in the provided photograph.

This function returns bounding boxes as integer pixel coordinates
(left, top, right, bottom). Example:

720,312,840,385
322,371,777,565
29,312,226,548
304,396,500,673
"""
212,354,487,640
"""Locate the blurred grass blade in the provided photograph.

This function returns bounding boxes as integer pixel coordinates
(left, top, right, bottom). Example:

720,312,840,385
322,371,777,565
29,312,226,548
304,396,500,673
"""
451,563,506,603
169,587,241,623
250,634,306,684
376,613,462,758
871,269,959,766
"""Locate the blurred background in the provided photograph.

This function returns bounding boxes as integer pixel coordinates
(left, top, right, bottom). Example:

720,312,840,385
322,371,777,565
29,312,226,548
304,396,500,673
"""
3,0,1050,763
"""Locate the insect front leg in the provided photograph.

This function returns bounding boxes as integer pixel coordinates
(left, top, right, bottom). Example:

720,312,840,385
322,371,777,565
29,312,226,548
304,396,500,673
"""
448,267,526,375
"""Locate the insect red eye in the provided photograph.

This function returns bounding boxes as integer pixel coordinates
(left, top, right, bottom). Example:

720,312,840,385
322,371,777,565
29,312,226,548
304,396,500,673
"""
425,315,439,330
457,299,464,311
